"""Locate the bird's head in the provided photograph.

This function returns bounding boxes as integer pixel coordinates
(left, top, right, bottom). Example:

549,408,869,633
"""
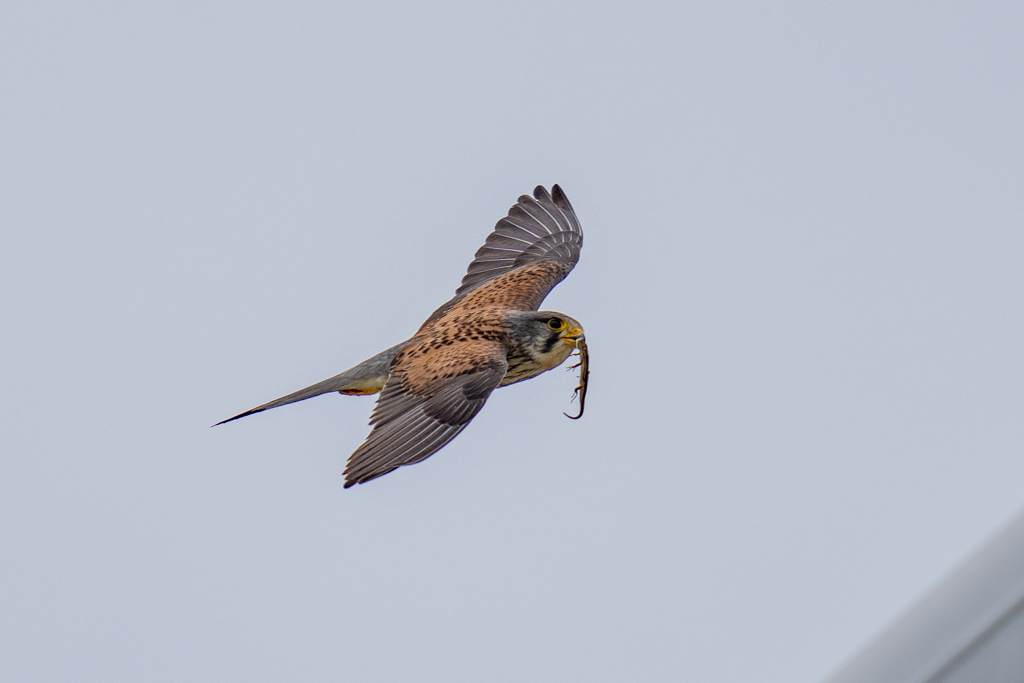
506,310,585,369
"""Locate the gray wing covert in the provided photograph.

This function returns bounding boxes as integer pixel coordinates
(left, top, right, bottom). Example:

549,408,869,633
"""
343,357,507,487
456,184,583,296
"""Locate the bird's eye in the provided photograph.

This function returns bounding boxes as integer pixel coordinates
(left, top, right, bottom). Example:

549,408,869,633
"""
547,318,565,331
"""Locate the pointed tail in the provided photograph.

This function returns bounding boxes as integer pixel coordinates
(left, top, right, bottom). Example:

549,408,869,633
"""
213,341,410,426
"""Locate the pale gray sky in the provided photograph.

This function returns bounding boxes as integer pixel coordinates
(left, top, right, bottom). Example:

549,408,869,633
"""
1,2,1022,681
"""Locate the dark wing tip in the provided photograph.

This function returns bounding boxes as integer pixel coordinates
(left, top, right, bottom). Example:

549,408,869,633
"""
550,184,574,212
533,185,552,202
343,468,391,488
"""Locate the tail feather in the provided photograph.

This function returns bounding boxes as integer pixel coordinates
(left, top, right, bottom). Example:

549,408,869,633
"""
213,341,410,426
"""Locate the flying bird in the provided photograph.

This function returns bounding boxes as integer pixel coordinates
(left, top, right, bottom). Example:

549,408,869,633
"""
217,185,589,487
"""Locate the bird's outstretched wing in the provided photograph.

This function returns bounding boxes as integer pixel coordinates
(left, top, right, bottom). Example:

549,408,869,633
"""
343,341,507,487
457,184,583,296
423,185,583,324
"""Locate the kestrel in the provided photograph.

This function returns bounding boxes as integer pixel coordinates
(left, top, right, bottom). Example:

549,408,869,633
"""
218,185,588,487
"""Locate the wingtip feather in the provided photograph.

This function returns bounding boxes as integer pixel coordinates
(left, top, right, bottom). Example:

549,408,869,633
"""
551,184,573,212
